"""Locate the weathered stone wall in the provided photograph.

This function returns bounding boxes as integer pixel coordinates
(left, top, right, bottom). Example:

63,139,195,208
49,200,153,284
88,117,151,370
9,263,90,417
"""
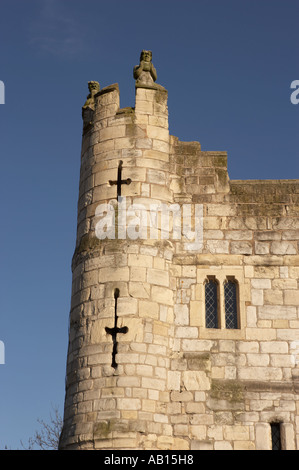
60,76,299,450
168,147,299,448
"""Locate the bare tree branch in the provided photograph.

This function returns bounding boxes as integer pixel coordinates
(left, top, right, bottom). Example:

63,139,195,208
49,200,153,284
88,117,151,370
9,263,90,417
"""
21,405,62,450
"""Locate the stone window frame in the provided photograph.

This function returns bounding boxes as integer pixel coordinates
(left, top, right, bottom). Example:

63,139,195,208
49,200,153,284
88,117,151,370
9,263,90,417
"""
255,421,294,450
190,267,247,340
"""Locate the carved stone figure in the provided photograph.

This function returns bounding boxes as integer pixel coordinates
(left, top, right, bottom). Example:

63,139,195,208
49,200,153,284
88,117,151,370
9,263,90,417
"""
133,50,160,88
82,81,100,127
83,81,100,110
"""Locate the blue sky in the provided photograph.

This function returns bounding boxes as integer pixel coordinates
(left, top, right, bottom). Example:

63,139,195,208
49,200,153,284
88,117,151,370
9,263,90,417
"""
0,0,298,449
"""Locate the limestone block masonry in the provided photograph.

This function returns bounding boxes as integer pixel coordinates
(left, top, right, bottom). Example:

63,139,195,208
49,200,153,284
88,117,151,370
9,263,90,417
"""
59,52,299,450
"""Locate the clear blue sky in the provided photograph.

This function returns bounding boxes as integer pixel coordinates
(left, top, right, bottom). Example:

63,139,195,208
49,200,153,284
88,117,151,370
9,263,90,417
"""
0,0,298,449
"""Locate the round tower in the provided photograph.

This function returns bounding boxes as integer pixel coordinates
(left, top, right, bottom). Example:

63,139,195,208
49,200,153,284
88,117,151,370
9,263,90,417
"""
59,51,176,450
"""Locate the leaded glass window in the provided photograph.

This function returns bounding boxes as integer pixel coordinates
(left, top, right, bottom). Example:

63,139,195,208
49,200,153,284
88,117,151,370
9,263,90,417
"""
224,279,239,329
205,278,219,328
271,423,282,450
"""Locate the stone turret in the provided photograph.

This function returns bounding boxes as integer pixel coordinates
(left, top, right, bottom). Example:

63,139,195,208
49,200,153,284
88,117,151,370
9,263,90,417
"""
59,51,176,450
60,51,299,451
